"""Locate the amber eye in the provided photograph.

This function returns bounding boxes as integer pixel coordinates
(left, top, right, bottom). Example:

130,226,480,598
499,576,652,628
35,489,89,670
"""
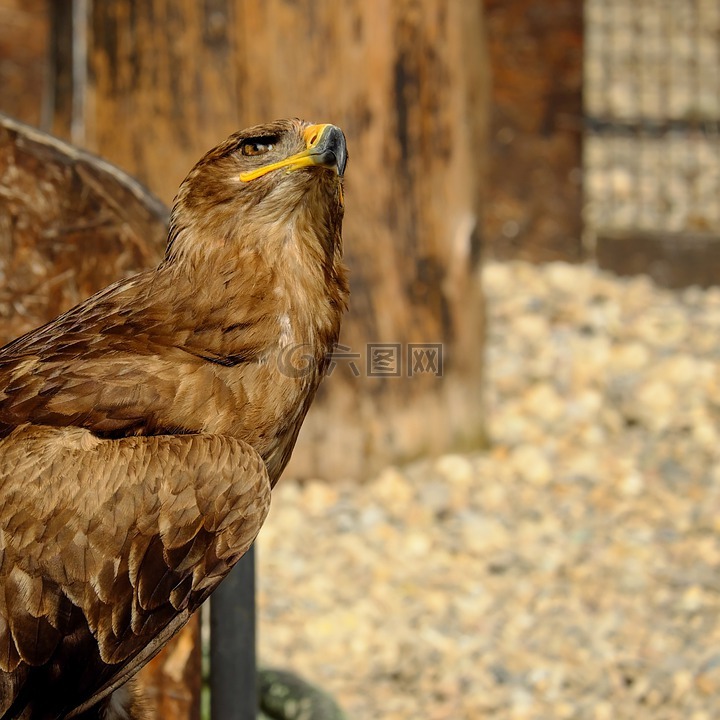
241,138,275,156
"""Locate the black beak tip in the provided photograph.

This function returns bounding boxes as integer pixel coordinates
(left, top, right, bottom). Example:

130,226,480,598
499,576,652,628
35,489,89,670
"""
326,126,348,177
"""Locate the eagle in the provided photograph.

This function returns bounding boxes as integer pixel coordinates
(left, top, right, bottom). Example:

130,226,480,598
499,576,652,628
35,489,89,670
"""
0,119,348,719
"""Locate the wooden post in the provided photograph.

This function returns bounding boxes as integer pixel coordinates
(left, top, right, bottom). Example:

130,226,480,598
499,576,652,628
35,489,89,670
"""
64,0,489,480
233,0,491,478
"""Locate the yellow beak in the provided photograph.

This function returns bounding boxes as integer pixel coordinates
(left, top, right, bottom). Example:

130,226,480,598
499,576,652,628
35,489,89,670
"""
239,124,347,182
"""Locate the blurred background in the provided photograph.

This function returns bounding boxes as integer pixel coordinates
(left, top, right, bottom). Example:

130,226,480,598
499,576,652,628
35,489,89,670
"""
1,1,720,719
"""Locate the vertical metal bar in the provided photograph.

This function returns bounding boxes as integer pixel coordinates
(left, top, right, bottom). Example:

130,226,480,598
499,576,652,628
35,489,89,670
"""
210,544,257,720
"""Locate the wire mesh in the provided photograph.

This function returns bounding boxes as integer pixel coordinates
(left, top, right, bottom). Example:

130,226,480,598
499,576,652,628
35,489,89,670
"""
584,0,720,238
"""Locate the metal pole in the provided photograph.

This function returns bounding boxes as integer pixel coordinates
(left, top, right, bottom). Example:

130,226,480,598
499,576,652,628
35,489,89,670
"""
210,544,257,720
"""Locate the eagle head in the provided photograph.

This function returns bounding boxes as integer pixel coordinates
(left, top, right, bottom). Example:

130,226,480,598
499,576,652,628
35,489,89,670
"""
165,119,347,265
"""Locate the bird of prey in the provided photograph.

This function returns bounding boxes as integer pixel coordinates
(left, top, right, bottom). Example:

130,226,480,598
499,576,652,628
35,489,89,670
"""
0,119,348,719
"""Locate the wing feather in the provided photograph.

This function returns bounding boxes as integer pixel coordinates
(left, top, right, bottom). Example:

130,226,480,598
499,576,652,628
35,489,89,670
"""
0,425,270,717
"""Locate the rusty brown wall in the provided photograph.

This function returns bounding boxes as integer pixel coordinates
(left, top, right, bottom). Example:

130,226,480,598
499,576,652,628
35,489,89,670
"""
484,0,584,262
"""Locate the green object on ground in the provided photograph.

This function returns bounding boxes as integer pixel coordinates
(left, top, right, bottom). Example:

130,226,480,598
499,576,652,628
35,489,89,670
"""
258,668,347,720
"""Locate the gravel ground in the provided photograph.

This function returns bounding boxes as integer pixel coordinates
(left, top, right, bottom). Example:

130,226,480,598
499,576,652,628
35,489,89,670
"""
257,260,720,720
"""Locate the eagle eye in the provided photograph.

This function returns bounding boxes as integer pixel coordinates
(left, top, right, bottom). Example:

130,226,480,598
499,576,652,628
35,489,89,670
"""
241,137,277,156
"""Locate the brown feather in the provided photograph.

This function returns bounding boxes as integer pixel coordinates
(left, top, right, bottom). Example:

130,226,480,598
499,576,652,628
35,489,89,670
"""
0,119,348,718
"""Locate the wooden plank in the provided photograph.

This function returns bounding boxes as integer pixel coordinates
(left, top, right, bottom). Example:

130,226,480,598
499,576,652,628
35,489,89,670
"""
138,617,203,720
0,0,50,128
0,113,167,340
597,229,720,289
229,0,489,478
85,0,241,205
484,0,583,262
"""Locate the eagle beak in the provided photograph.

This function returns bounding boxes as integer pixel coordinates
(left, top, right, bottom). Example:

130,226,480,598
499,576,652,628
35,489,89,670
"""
240,124,347,182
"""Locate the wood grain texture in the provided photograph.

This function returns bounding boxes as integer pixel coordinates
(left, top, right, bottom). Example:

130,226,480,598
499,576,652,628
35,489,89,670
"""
138,617,201,720
231,0,489,475
86,0,242,207
0,113,168,342
0,0,50,129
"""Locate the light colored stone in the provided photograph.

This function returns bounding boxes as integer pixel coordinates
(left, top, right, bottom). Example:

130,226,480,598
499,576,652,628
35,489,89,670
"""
523,382,566,425
509,444,554,486
300,479,340,515
434,454,474,486
633,380,678,430
609,342,651,371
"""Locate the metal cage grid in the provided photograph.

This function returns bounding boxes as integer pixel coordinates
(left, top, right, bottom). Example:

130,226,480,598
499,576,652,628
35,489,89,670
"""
584,0,720,239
